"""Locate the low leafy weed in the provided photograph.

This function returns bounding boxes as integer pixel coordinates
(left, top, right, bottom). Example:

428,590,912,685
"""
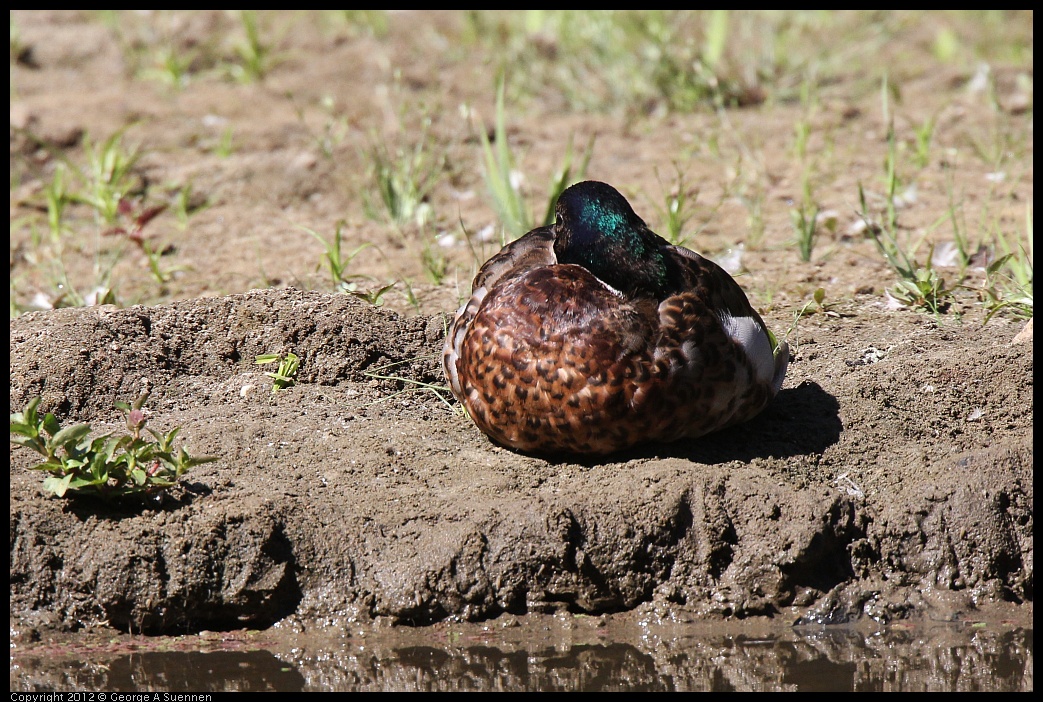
9,393,216,502
889,261,953,314
793,287,841,321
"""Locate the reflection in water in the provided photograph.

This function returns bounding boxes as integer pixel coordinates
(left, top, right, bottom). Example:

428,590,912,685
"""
10,620,1032,692
11,650,306,693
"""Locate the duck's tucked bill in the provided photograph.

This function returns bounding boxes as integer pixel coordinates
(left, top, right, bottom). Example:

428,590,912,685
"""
443,180,788,455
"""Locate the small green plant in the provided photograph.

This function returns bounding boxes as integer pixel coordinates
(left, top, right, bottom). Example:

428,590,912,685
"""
43,163,73,241
214,126,235,157
651,165,700,245
363,119,441,229
794,287,841,320
979,206,1033,322
21,166,118,310
228,10,278,83
171,182,209,230
912,114,937,169
858,184,954,315
420,236,450,285
301,221,373,292
791,200,820,263
255,352,301,393
10,16,28,65
10,393,216,501
140,45,196,90
475,77,530,240
300,221,398,305
348,281,397,306
77,129,142,225
334,10,389,37
786,286,848,340
294,94,350,160
104,198,189,285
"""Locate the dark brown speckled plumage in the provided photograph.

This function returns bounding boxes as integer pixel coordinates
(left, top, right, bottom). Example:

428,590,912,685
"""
444,180,788,455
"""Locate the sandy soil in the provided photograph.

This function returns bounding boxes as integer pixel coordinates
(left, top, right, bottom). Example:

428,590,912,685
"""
9,11,1033,638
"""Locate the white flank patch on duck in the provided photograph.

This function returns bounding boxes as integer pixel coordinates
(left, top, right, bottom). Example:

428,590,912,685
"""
719,313,773,384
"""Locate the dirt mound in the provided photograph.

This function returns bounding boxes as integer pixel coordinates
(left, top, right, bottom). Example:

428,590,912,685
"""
9,289,1032,634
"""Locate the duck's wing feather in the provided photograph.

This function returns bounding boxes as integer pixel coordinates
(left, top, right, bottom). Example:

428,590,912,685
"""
662,244,789,396
473,226,557,292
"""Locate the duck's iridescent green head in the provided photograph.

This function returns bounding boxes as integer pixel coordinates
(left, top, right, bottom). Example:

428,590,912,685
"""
552,181,672,298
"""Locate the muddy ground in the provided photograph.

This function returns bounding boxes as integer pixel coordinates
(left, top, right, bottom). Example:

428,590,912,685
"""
9,11,1033,641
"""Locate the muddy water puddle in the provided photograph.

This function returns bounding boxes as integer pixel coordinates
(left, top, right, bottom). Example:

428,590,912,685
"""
10,614,1032,692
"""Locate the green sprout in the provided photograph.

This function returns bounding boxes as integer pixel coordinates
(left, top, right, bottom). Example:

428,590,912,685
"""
255,352,301,393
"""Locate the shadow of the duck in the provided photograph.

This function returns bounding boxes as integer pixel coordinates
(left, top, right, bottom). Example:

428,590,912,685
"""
535,379,841,467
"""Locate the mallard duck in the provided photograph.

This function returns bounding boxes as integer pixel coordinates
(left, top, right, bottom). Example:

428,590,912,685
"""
443,180,788,455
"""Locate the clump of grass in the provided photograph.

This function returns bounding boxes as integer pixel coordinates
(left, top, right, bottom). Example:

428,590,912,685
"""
77,129,143,225
912,113,938,169
466,11,767,113
791,202,820,263
790,75,824,262
17,163,120,310
10,393,216,502
227,10,278,83
11,126,207,313
302,221,373,291
858,183,954,316
475,75,594,241
320,10,389,38
139,44,196,91
363,118,443,230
